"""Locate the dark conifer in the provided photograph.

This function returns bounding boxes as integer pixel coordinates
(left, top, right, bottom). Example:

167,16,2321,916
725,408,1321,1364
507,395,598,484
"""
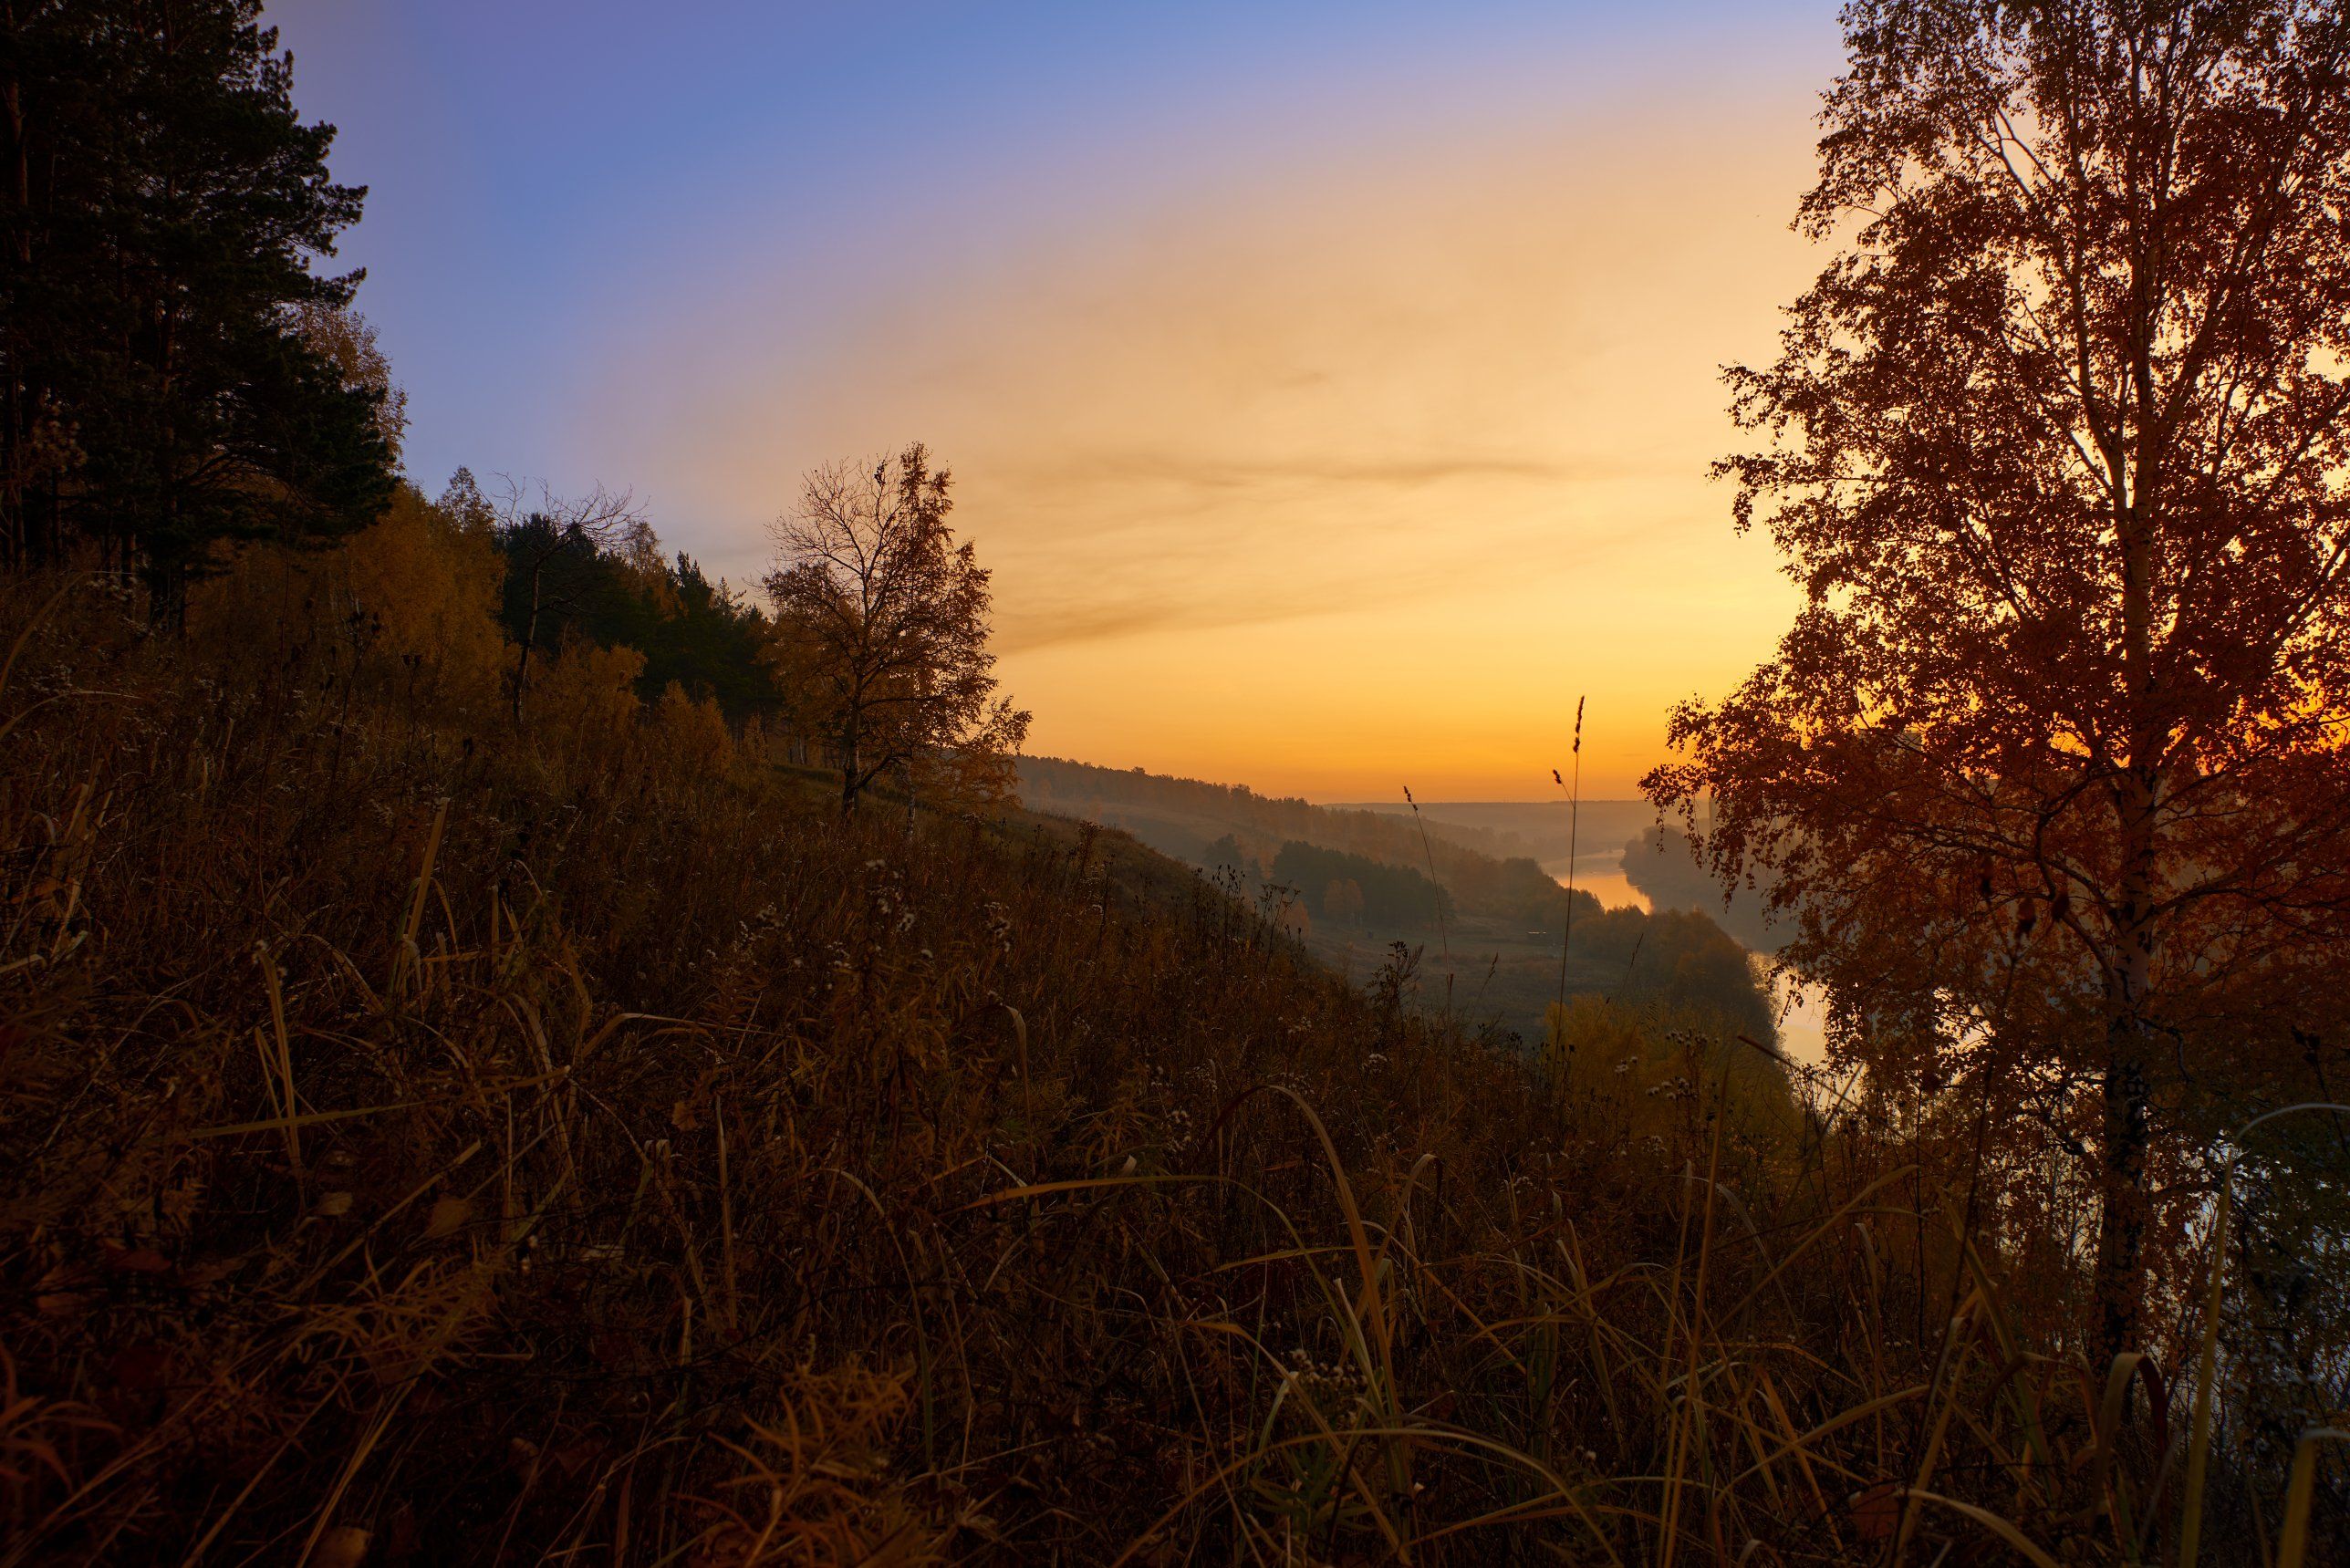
0,0,392,618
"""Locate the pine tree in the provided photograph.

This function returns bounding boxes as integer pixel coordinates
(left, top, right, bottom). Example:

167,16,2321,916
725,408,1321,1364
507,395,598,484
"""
0,0,393,617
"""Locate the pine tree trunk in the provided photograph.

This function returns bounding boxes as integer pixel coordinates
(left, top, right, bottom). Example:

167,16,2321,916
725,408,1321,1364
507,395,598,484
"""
2,43,27,571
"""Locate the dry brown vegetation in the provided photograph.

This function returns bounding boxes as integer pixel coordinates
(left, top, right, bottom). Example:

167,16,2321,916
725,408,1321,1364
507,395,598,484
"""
0,537,2338,1564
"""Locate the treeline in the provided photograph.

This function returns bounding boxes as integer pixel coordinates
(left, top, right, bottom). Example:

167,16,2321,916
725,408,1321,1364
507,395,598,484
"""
198,472,792,732
1021,755,1589,919
446,473,785,722
193,461,1026,819
1023,756,1534,858
1267,839,1450,928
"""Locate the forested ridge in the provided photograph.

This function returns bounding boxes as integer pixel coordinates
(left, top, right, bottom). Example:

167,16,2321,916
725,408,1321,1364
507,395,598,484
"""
1018,754,1543,871
1022,757,1781,1043
4,2,2349,1563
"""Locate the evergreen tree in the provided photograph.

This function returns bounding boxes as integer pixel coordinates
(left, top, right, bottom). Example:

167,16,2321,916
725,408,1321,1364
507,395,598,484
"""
0,0,393,617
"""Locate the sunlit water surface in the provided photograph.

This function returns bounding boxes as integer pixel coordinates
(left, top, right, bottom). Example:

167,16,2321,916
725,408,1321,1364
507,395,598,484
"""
1547,846,1832,1071
1541,847,1651,914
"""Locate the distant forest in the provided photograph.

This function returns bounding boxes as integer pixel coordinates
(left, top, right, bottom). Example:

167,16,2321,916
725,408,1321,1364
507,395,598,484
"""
1020,755,1537,860
1337,797,1658,870
1026,757,1776,1044
1022,755,1597,922
1265,838,1449,929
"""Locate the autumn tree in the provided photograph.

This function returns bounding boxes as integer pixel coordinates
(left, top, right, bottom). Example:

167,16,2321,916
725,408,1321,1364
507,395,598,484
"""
438,467,499,539
1647,0,2350,1360
292,303,409,465
764,445,1029,815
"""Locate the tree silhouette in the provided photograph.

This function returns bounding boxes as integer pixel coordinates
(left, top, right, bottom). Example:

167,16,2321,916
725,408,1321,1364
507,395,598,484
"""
492,482,649,721
765,445,1029,815
1647,0,2350,1360
0,0,392,614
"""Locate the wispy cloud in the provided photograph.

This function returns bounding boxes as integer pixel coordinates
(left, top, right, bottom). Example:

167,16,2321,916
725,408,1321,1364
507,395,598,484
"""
593,86,1825,794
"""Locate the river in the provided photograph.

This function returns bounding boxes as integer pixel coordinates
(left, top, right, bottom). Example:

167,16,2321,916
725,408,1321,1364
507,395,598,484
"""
1541,846,1651,914
1547,844,1830,1069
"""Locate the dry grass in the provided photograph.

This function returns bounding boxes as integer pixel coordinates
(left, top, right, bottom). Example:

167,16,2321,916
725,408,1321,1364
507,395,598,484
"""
0,565,2338,1563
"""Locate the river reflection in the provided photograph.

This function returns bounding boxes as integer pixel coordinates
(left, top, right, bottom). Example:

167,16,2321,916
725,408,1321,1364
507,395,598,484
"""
1757,955,1828,1068
1541,847,1651,913
1546,848,1832,1073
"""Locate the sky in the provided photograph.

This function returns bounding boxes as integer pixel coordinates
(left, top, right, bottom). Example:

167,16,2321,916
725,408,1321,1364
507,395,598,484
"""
268,0,1850,800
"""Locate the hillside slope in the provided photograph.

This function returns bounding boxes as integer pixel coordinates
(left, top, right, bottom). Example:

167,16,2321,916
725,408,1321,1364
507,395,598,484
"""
0,566,1781,1562
0,555,2277,1563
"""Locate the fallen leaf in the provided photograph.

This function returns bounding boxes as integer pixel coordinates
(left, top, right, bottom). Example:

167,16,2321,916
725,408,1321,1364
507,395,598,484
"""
314,1524,370,1568
1850,1480,1900,1542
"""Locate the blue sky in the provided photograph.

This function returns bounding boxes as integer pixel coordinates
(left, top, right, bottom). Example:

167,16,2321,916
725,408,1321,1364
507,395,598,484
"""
268,1,1849,795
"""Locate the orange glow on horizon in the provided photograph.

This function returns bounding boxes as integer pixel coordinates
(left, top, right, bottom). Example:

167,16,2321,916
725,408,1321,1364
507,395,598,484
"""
583,91,1828,800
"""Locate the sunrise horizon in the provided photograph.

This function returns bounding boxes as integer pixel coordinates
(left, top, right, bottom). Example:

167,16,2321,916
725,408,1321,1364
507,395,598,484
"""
266,0,1848,799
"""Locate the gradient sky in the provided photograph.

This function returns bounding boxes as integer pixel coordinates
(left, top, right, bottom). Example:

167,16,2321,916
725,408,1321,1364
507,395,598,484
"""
269,0,1849,799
